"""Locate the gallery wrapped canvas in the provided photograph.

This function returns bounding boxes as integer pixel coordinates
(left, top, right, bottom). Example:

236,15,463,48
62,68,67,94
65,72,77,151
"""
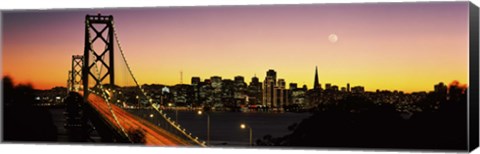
1,1,479,153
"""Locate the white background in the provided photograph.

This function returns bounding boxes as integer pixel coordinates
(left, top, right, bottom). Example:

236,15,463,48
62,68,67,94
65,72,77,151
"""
0,0,479,154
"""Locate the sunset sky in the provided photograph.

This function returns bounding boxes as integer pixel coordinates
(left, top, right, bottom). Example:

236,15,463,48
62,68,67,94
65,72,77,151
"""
2,2,470,92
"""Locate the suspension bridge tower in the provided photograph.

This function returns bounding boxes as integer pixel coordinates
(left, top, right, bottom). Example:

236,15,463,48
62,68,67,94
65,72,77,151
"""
71,55,84,91
82,14,115,100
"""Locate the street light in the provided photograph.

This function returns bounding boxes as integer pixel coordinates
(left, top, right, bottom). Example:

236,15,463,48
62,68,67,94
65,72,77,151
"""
240,123,253,146
197,110,210,146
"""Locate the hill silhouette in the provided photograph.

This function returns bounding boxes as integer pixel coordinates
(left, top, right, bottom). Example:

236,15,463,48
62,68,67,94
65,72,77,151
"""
256,83,467,150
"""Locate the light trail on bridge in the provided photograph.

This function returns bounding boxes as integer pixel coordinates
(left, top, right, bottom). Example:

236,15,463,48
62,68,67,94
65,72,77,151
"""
79,92,192,146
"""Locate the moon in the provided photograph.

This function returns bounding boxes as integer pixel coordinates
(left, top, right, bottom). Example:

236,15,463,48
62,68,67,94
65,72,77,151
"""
328,34,338,43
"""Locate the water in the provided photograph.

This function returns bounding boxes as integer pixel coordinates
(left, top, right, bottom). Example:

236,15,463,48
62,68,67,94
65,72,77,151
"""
50,107,311,146
156,110,312,146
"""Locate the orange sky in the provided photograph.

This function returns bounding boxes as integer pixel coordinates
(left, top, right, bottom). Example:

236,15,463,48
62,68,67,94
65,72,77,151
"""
2,2,470,92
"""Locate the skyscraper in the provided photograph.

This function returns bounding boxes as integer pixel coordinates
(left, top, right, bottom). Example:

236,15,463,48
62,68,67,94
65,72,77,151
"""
263,76,275,108
263,69,277,109
191,77,201,86
248,75,262,105
266,69,277,83
308,66,322,108
210,76,222,105
234,76,245,83
325,83,332,91
191,77,201,105
276,79,288,108
347,83,351,93
234,75,247,105
210,76,222,90
289,83,298,90
313,66,321,90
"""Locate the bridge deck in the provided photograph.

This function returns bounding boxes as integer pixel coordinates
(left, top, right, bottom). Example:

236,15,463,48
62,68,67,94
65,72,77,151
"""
79,92,191,146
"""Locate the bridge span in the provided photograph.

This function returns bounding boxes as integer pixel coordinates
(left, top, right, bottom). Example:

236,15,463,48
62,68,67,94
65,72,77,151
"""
78,91,192,146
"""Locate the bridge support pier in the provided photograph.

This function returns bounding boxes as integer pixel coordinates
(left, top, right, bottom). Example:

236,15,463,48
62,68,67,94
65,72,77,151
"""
64,92,89,142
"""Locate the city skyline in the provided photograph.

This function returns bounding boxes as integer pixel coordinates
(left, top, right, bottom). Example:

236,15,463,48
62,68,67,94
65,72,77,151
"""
2,2,469,92
126,67,464,94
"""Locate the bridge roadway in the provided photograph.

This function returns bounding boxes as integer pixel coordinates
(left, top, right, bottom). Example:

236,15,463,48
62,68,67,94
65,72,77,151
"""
79,92,192,146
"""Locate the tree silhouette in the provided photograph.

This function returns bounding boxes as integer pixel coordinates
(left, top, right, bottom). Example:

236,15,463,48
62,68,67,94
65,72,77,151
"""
3,76,58,142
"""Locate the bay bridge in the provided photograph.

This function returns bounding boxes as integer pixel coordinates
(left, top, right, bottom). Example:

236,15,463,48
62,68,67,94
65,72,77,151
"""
64,14,206,146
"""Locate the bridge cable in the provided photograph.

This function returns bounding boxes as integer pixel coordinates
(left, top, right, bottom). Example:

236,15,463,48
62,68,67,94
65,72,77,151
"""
86,19,132,142
111,20,206,146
